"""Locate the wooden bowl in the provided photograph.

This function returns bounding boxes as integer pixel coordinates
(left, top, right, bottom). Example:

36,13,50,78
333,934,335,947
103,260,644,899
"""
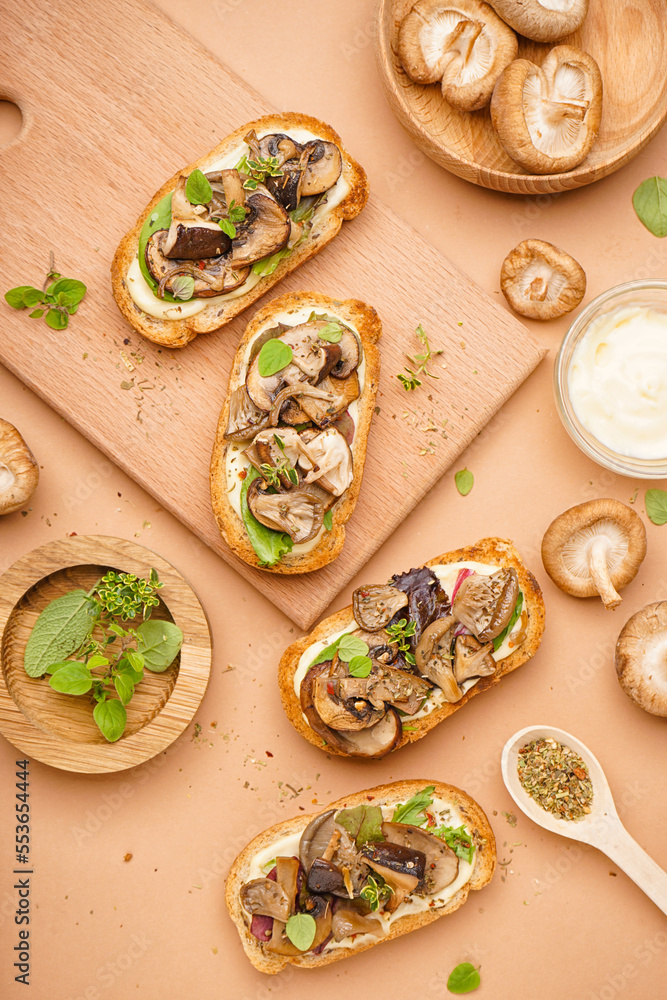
0,536,211,772
376,0,667,194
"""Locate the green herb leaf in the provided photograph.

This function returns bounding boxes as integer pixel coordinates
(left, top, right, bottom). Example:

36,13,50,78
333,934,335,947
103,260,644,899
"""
45,308,68,329
170,275,196,301
252,246,291,277
22,287,46,308
218,218,237,238
323,510,333,532
48,662,93,696
455,468,474,496
24,590,94,677
308,631,354,668
125,649,145,673
138,192,177,300
93,699,127,743
185,168,213,205
348,655,372,678
285,913,316,952
136,620,183,673
646,488,667,525
114,673,135,706
317,322,343,343
337,634,370,663
86,654,109,669
431,824,475,863
336,804,384,847
45,661,76,674
632,176,667,237
493,592,523,651
227,200,246,223
5,286,35,309
391,785,434,826
240,466,293,567
360,874,393,912
447,963,480,994
257,339,293,377
29,308,45,318
48,278,87,306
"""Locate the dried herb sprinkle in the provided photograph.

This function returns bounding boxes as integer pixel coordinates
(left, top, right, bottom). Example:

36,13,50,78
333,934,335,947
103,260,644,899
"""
517,737,593,822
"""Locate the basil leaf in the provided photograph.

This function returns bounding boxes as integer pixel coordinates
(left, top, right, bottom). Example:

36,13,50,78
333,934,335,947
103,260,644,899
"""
447,963,480,994
45,308,68,330
455,468,474,496
391,785,435,826
337,634,369,663
285,913,316,952
185,168,213,205
48,278,87,306
114,673,135,706
136,620,183,673
93,699,127,743
632,176,667,237
317,323,343,343
252,246,291,277
646,488,667,525
5,286,34,309
170,275,195,301
138,192,178,302
308,631,354,668
257,339,293,377
24,590,94,677
22,288,46,308
323,510,333,532
336,804,384,848
493,592,524,651
240,467,293,567
48,662,93,696
348,655,372,678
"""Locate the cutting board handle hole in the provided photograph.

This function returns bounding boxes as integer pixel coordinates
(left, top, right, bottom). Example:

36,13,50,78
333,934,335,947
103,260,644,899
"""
0,100,23,146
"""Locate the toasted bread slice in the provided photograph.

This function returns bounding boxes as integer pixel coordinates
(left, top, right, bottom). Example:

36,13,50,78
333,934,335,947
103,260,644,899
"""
225,778,496,973
279,537,545,753
210,290,381,574
111,113,368,348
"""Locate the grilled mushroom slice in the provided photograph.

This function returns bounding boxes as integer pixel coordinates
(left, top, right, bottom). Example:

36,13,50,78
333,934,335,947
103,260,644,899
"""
541,499,647,610
331,900,382,941
246,479,326,543
145,231,250,297
615,602,667,717
330,326,361,379
301,140,343,196
297,373,360,428
163,223,231,260
230,193,291,266
280,322,342,382
306,858,347,895
500,240,586,320
312,670,387,731
453,634,496,684
361,842,425,912
381,822,459,893
339,665,431,715
240,878,291,921
299,810,337,871
224,386,270,442
491,45,603,174
353,585,409,631
302,428,353,496
415,615,462,702
488,0,589,43
0,419,39,515
398,0,518,112
453,568,519,641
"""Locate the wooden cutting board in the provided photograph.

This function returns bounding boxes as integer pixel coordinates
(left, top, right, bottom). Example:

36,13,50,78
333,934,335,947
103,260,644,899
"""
0,0,545,630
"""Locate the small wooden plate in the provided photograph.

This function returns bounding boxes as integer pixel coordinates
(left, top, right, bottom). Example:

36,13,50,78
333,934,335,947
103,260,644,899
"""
376,0,667,194
0,536,211,773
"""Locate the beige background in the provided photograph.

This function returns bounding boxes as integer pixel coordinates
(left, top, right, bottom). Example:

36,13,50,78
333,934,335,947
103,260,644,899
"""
1,1,666,998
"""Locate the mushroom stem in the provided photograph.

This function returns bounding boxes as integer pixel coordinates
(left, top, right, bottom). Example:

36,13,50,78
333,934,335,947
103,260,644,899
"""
528,276,547,301
588,536,622,610
544,99,588,126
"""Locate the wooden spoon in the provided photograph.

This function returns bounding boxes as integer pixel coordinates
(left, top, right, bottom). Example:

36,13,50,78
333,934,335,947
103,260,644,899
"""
501,725,667,915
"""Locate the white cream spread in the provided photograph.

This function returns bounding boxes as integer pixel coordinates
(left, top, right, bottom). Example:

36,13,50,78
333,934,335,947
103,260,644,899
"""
126,127,351,320
568,304,667,460
243,796,475,953
292,559,526,707
224,305,365,557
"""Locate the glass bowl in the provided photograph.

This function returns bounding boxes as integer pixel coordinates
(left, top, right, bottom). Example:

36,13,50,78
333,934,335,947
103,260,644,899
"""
554,280,667,479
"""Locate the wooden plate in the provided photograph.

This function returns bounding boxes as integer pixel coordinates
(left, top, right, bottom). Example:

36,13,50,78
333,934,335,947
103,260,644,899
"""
376,0,667,194
0,536,211,773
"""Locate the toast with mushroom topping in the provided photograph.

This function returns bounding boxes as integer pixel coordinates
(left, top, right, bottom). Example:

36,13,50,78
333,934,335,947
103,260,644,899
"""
210,290,381,573
226,779,495,973
111,113,368,348
279,537,545,756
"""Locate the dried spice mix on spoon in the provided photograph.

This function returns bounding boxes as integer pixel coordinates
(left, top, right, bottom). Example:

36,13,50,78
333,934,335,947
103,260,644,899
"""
517,737,593,821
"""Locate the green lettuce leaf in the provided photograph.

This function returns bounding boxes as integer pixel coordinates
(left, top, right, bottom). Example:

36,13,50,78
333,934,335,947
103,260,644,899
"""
137,193,177,302
391,785,435,826
240,467,293,568
336,804,384,848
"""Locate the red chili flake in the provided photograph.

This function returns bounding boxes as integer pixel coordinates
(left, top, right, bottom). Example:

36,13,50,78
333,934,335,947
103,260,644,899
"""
426,810,435,825
573,767,587,780
265,751,273,758
198,261,206,270
327,682,335,696
238,469,247,480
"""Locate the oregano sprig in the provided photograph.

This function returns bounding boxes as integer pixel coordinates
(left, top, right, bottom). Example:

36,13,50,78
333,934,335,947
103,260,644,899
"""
5,254,87,330
397,323,443,391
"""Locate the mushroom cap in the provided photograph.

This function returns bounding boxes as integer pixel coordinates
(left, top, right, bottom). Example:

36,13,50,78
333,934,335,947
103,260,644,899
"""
0,418,39,515
615,602,667,717
398,0,518,112
500,239,586,320
490,45,603,174
488,0,589,43
541,499,647,608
